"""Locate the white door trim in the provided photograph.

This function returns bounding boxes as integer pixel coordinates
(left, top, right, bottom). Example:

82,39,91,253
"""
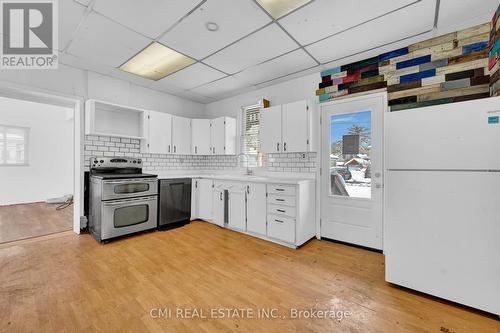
318,91,388,248
0,81,84,234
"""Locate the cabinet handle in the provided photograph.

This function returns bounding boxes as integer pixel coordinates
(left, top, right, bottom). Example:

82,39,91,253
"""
220,192,223,200
195,146,197,154
284,142,287,151
277,142,279,151
213,147,216,154
195,181,198,188
247,185,249,194
168,145,171,153
276,199,285,202
275,188,284,192
277,209,285,213
174,146,176,153
275,219,284,223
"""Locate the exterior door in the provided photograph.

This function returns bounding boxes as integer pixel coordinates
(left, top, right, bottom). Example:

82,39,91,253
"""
320,92,386,250
192,119,211,155
260,105,282,153
282,100,308,153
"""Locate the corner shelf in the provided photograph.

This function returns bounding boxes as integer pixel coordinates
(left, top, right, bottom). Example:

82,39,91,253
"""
85,99,147,140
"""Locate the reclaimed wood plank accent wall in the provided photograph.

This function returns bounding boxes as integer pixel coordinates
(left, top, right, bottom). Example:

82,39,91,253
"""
489,4,500,96
317,22,493,111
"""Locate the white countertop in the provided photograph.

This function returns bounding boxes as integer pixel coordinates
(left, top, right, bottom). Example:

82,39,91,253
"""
148,170,315,185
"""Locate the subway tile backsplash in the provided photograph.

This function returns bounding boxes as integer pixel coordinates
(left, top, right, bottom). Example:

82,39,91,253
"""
264,152,317,173
84,135,317,173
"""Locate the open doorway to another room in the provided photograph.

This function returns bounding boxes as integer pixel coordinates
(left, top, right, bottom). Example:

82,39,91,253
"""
0,96,74,243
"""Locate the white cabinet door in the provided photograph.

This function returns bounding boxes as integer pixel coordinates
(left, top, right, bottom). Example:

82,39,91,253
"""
192,119,211,155
246,183,267,235
210,117,226,155
147,111,172,154
282,100,308,153
260,105,282,153
197,179,213,221
212,189,225,227
228,186,246,231
172,116,191,155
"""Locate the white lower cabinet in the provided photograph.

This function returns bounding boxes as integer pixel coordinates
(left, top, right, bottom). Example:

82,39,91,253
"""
267,215,295,244
228,184,247,230
246,183,267,235
194,179,213,221
212,187,224,227
192,178,315,248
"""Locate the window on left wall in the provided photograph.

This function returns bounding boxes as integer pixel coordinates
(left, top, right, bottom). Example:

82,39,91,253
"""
0,125,29,166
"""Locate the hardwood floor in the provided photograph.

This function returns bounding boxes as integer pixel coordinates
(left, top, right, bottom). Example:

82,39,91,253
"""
0,221,498,332
0,202,73,244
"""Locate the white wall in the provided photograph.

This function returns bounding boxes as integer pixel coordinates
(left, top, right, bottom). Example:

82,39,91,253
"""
204,72,319,118
0,97,74,205
0,64,205,118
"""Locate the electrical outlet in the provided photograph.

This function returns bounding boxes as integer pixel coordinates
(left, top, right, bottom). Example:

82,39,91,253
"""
300,153,307,160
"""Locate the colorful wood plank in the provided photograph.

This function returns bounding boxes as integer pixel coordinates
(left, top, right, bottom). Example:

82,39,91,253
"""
317,22,495,109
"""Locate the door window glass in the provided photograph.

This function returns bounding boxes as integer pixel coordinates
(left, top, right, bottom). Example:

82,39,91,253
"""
114,205,149,227
330,111,372,198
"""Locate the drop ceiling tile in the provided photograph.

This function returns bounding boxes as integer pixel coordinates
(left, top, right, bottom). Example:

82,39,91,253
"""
234,49,316,84
204,24,298,74
279,0,416,46
92,0,202,39
59,0,87,51
305,0,435,64
59,52,114,75
67,12,151,67
159,0,271,60
110,68,156,88
153,63,226,90
190,76,249,98
437,0,498,29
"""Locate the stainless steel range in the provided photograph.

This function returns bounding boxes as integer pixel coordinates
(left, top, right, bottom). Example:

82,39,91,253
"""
89,157,158,242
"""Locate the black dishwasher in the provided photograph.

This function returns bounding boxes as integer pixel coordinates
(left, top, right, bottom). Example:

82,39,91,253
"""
158,178,192,229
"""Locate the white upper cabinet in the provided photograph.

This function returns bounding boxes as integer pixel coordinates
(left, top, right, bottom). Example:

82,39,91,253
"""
260,100,318,154
85,99,146,140
172,116,192,155
282,100,309,153
145,111,172,154
210,117,236,155
192,119,211,155
260,105,282,153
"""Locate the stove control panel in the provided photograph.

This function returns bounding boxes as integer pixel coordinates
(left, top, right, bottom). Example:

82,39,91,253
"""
90,157,142,169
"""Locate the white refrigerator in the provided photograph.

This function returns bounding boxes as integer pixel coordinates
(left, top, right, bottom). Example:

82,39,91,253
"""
384,97,500,316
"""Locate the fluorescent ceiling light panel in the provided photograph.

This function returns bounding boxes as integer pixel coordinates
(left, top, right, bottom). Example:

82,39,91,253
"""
256,0,312,19
119,42,195,81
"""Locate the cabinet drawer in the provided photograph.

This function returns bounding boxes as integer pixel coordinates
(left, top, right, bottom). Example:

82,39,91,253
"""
267,215,295,244
267,204,296,218
267,184,296,196
267,194,296,206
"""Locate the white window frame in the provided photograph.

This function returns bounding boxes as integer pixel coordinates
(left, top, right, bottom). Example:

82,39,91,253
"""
241,101,266,167
0,124,30,166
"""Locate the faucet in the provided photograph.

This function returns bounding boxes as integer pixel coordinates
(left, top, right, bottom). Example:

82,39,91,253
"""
237,153,253,175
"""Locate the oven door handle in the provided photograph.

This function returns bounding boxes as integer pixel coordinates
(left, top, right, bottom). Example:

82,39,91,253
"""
103,197,157,206
104,179,157,185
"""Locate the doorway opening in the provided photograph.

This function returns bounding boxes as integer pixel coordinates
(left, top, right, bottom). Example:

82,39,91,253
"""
0,96,75,243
